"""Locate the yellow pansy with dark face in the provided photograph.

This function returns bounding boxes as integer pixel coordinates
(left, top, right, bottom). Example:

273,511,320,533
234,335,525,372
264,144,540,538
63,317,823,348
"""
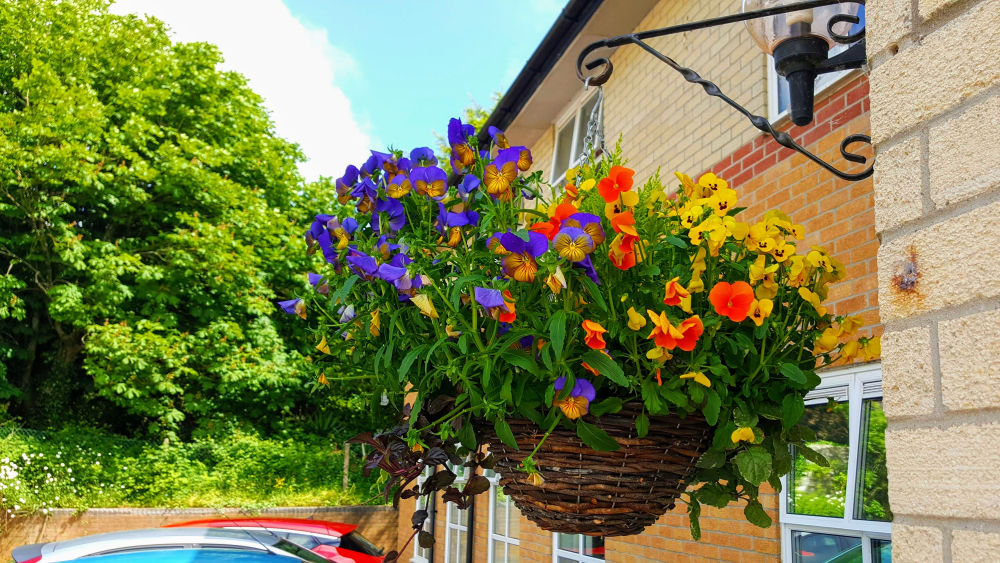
552,228,595,262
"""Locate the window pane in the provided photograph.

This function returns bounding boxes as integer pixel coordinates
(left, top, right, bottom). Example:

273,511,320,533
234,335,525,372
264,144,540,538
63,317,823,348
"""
871,539,892,563
582,536,604,560
553,121,575,181
492,540,505,563
493,487,507,536
459,507,468,527
790,531,861,563
508,503,521,540
508,544,520,563
559,534,580,553
855,399,893,522
575,94,599,159
788,402,851,517
455,529,467,563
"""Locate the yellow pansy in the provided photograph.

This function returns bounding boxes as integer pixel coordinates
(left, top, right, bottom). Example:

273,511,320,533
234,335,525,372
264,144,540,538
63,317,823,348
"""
731,221,750,241
710,189,739,216
772,240,795,262
370,310,381,337
316,337,330,355
675,171,701,198
646,346,673,364
318,373,330,387
627,307,647,331
798,287,827,316
749,255,778,285
691,247,707,276
814,327,840,353
445,325,462,338
410,294,439,319
579,178,596,192
646,190,669,215
732,427,755,444
688,273,705,294
528,472,545,486
565,167,578,181
838,315,865,337
807,246,834,273
747,222,780,251
755,282,778,300
680,371,712,387
698,172,728,194
678,294,693,314
757,237,777,253
841,340,862,361
863,336,881,360
546,266,567,294
820,255,847,284
788,255,811,287
749,299,774,326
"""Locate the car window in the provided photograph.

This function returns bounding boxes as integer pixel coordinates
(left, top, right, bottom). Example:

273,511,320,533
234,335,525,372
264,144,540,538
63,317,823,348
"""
273,539,332,563
283,533,321,550
197,544,262,551
339,531,384,556
88,545,186,556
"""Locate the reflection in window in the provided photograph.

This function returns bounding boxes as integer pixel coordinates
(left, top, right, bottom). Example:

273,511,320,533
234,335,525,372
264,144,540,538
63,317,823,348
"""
871,539,892,563
488,473,521,563
555,534,604,563
791,531,860,563
551,92,602,185
855,400,892,522
788,401,851,517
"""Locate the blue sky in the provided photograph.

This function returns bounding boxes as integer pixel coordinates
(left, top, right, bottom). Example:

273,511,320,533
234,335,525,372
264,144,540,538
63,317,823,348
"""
282,0,562,153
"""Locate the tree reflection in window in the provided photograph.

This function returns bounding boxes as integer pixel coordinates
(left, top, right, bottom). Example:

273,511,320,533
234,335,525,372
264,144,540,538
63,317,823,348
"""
788,401,851,517
855,400,892,522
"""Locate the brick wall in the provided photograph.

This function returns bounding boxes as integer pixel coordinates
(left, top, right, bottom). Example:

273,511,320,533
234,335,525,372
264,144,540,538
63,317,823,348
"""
867,0,1000,558
0,505,397,562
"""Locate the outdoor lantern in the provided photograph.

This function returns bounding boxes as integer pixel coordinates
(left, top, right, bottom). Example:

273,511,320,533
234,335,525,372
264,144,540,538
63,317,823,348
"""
743,0,862,125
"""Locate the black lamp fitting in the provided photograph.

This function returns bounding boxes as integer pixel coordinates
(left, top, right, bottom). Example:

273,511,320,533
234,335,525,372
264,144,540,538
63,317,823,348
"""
773,36,830,126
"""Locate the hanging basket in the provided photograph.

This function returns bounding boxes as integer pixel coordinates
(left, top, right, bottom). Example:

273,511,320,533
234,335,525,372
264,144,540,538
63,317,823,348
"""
488,403,712,537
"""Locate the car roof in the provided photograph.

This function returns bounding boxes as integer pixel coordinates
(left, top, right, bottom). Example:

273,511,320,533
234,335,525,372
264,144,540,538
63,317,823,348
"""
166,518,357,537
49,528,281,552
78,548,300,563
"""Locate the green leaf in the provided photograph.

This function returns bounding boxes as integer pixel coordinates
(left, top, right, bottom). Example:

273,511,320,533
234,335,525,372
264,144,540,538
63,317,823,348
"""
576,420,620,452
636,410,649,438
458,334,469,355
757,403,783,420
549,311,567,360
581,350,627,386
641,379,664,414
398,345,428,382
768,474,783,494
780,363,806,384
456,418,477,450
703,390,722,426
512,229,531,242
796,444,830,467
734,332,755,350
660,387,688,408
578,276,608,312
696,448,726,469
781,393,805,427
735,446,772,485
590,397,623,418
333,275,360,303
696,483,733,508
665,235,688,249
744,500,773,528
521,402,544,426
688,496,702,541
500,350,538,376
494,420,519,450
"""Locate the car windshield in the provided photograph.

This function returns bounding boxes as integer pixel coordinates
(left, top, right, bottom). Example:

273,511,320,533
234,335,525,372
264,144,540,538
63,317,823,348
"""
338,531,383,556
273,539,332,563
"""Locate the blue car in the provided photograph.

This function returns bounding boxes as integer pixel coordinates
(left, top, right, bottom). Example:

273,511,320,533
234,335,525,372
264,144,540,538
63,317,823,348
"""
66,548,300,563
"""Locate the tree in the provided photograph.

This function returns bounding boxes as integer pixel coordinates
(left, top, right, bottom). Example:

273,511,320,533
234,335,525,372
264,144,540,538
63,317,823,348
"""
0,0,357,437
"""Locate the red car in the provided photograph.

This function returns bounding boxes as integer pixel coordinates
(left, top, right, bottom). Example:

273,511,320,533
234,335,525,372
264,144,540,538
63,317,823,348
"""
165,518,384,563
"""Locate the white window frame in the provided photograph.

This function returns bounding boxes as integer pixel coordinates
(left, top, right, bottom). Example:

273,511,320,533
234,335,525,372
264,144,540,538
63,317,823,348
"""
486,470,520,563
552,533,604,563
411,466,435,563
779,362,891,563
443,461,470,563
549,89,603,185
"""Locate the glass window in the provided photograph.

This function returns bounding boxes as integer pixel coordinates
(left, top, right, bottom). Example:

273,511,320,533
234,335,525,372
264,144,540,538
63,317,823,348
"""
486,469,520,563
553,534,604,563
445,462,470,563
788,401,851,517
769,6,866,121
412,467,435,563
780,366,891,563
550,92,601,185
553,122,575,182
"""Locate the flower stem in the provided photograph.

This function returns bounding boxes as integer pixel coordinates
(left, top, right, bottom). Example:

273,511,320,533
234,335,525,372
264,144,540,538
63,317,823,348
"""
521,411,561,468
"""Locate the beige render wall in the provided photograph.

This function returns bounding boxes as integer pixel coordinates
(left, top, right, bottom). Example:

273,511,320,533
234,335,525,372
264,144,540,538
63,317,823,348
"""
868,0,1000,559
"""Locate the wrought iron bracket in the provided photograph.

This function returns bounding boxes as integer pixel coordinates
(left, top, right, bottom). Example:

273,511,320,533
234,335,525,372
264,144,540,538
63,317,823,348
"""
576,0,872,181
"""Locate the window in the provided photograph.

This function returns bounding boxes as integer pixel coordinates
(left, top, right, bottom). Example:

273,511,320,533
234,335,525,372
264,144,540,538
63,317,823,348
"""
444,462,470,563
780,363,891,563
412,467,436,563
552,534,604,563
550,90,602,185
767,6,866,123
486,469,521,563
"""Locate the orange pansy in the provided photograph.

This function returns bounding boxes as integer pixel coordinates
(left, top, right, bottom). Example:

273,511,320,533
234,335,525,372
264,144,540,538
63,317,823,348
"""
663,276,692,306
498,290,516,323
610,210,638,237
582,320,607,349
597,166,635,203
708,281,756,322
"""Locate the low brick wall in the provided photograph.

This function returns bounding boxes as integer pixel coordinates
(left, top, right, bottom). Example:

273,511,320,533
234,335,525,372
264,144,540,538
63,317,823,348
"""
0,505,397,561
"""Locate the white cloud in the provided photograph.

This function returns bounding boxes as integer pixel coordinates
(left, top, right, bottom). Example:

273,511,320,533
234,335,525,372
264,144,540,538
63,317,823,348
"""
109,0,374,182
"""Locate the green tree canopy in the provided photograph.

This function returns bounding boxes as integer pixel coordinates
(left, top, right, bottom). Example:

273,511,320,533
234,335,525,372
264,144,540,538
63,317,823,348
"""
0,0,363,438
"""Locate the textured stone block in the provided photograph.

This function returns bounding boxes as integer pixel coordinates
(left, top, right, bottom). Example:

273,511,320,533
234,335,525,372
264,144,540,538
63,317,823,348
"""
939,309,1000,410
881,325,936,418
874,135,923,233
890,524,944,563
886,422,1000,518
868,0,914,55
929,95,1000,208
952,530,1000,563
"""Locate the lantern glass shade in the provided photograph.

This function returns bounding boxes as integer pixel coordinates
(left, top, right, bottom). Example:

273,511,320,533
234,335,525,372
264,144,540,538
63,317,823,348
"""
742,0,860,55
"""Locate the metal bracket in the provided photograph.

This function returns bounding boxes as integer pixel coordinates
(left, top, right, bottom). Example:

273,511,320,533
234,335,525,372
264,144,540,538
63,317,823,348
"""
576,0,872,181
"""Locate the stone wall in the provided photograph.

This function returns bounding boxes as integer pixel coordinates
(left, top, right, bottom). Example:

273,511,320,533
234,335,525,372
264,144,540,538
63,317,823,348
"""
868,0,1000,558
0,505,397,562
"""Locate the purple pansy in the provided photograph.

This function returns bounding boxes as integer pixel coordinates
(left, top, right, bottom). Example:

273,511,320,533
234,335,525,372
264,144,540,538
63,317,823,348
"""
308,273,329,296
373,197,406,233
574,255,602,286
346,251,378,279
563,213,606,246
488,126,509,149
473,287,509,313
278,298,306,319
336,165,359,204
458,175,480,200
338,304,356,323
410,147,438,167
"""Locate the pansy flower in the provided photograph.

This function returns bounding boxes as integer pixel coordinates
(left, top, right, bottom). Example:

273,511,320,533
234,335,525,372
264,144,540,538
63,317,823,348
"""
411,166,448,199
545,266,567,294
346,250,378,279
552,377,597,420
501,146,532,172
500,231,548,282
627,307,647,331
698,172,728,193
562,213,605,247
748,298,774,326
351,177,378,213
410,293,439,319
597,166,635,203
552,227,594,262
328,217,358,250
488,126,509,149
582,320,607,349
681,371,712,387
436,203,479,248
530,202,578,240
335,165,359,204
608,234,638,271
308,273,329,296
574,255,601,285
338,304,356,323
278,298,306,320
487,232,510,256
709,281,755,322
386,174,412,198
647,311,704,351
663,277,691,307
373,198,406,233
458,175,480,201
375,235,401,261
474,287,515,322
360,151,384,177
483,151,518,197
448,117,476,170
732,427,755,444
409,147,438,167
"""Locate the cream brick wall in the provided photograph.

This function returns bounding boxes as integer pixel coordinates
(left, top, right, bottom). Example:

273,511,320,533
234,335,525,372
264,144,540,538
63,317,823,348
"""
526,0,768,183
870,0,1000,557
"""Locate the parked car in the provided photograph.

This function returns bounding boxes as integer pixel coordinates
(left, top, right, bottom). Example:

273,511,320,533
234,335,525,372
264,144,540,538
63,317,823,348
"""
792,533,861,563
11,527,331,563
166,518,385,563
60,548,301,563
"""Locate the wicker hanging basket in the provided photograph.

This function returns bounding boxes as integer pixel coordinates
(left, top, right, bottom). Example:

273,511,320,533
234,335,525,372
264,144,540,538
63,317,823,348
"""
488,403,712,537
